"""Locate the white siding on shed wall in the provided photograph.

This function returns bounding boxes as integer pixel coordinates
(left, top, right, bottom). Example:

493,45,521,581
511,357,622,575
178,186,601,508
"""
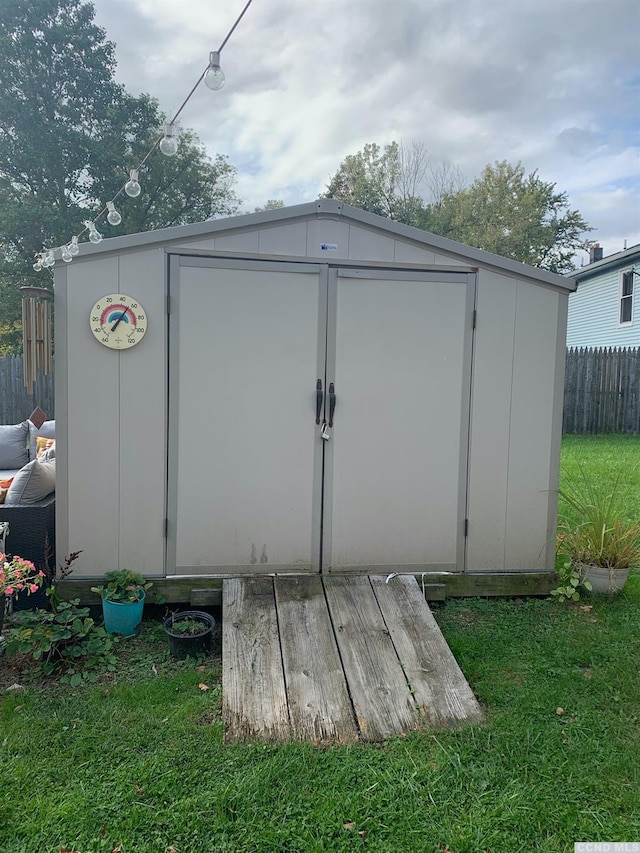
567,268,640,347
57,249,167,578
175,220,464,267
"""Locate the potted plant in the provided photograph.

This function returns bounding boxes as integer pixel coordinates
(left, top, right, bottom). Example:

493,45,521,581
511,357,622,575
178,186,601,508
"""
163,610,215,659
91,569,152,637
557,470,640,594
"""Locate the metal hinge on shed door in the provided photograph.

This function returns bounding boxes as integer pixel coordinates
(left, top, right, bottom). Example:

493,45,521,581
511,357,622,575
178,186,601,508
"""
472,310,477,330
166,294,171,315
464,518,469,537
164,518,169,538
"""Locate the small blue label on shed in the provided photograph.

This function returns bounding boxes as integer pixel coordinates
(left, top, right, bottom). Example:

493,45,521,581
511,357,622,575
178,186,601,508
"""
320,243,338,251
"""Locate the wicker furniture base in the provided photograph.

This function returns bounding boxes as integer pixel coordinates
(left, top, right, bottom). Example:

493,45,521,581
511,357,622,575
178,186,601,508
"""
0,493,55,573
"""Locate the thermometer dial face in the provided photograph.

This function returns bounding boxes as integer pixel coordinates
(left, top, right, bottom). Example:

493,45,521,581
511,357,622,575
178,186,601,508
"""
90,294,148,349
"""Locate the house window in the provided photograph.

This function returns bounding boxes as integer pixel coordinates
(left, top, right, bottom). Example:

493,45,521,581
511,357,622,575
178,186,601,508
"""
620,270,634,325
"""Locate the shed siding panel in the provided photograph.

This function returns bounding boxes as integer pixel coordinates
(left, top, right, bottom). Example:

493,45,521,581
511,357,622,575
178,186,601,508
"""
258,222,308,255
567,268,640,347
392,241,437,264
466,270,516,570
347,225,395,261
306,220,350,259
504,283,559,569
117,250,167,576
65,257,122,577
212,231,260,253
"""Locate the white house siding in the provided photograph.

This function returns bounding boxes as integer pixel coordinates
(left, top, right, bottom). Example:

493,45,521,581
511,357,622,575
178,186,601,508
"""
567,267,639,348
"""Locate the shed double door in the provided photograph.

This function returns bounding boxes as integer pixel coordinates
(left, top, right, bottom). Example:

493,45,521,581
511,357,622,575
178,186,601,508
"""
167,256,475,576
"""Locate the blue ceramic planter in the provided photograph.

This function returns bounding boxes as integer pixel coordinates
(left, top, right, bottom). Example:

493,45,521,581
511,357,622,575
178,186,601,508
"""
102,591,145,637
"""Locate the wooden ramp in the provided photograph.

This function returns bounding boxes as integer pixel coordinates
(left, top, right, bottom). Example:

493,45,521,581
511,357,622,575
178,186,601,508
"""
222,575,483,744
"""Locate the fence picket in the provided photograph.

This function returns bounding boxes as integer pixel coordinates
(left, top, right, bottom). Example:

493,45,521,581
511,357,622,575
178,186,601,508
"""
563,348,639,434
0,355,55,423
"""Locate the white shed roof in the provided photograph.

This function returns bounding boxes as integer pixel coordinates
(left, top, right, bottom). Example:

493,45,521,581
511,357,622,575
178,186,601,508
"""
68,199,575,293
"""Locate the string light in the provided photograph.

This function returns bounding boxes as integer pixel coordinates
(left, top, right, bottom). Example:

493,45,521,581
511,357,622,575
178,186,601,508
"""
33,0,256,271
106,201,122,225
124,169,141,198
159,122,179,156
204,52,225,90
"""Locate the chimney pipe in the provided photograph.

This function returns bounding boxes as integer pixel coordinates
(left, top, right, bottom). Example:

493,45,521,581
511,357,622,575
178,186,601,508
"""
589,243,603,264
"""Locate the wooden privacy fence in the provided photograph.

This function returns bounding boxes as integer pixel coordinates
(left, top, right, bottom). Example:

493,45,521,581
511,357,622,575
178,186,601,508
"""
563,348,640,434
0,355,55,424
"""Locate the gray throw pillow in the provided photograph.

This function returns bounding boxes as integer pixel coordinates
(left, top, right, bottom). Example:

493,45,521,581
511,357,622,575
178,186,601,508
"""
0,421,30,469
5,458,56,504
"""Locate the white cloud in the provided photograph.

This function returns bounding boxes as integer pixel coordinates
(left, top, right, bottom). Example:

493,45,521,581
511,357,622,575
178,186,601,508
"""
92,0,640,254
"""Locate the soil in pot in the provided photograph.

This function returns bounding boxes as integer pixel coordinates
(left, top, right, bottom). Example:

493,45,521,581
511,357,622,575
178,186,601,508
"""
163,610,215,660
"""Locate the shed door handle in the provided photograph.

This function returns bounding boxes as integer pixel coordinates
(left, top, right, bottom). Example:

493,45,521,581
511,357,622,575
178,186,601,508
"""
315,379,323,424
328,382,336,427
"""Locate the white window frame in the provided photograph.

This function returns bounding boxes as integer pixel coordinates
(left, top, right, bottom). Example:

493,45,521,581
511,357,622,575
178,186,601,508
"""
619,269,634,326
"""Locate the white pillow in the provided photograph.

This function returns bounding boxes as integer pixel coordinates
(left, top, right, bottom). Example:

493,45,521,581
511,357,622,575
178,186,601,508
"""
5,458,56,505
0,422,30,469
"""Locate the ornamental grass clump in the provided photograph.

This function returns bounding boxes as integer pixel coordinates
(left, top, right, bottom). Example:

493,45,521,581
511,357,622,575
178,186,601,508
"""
557,469,640,572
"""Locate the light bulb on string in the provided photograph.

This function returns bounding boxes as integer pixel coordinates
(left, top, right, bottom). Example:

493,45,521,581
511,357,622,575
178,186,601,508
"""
33,255,43,272
68,236,80,256
159,122,179,156
106,201,122,226
125,169,141,198
84,221,103,244
42,250,56,268
204,51,225,90
61,245,73,263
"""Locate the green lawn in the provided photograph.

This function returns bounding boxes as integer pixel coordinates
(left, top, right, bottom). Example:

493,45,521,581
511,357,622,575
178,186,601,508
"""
1,436,640,853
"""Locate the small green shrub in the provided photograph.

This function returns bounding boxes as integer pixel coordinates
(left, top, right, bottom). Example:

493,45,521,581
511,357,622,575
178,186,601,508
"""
91,568,153,604
2,598,117,685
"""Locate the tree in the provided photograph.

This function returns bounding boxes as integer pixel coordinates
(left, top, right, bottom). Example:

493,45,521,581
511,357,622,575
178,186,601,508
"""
420,161,591,274
323,141,427,226
0,0,240,348
324,141,591,274
254,199,285,212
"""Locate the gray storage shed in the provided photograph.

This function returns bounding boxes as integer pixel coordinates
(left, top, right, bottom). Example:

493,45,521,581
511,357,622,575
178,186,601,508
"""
54,200,574,592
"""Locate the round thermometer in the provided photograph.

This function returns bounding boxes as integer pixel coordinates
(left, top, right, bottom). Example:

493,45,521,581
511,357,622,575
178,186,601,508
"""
90,294,148,349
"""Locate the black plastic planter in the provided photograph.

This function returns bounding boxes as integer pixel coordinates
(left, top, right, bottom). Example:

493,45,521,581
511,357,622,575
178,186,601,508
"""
163,610,215,660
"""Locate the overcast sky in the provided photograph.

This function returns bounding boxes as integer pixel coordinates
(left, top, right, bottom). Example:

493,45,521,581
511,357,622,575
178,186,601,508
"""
92,0,640,264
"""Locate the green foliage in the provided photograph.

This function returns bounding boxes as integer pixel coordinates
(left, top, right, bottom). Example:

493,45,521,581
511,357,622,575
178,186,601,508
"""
2,598,117,684
421,160,592,273
253,199,285,212
557,466,640,572
550,558,592,602
323,141,426,226
324,141,591,272
91,568,153,604
167,615,209,635
0,0,240,313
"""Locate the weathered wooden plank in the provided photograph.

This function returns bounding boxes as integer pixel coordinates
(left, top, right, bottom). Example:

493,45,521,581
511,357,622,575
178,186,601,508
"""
222,577,290,743
274,576,358,744
370,575,483,727
323,575,420,741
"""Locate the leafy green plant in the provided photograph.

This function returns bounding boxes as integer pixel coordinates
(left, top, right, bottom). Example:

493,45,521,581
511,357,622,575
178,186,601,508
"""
167,616,209,635
550,557,592,602
91,569,153,604
2,552,117,685
3,598,117,685
557,467,640,572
